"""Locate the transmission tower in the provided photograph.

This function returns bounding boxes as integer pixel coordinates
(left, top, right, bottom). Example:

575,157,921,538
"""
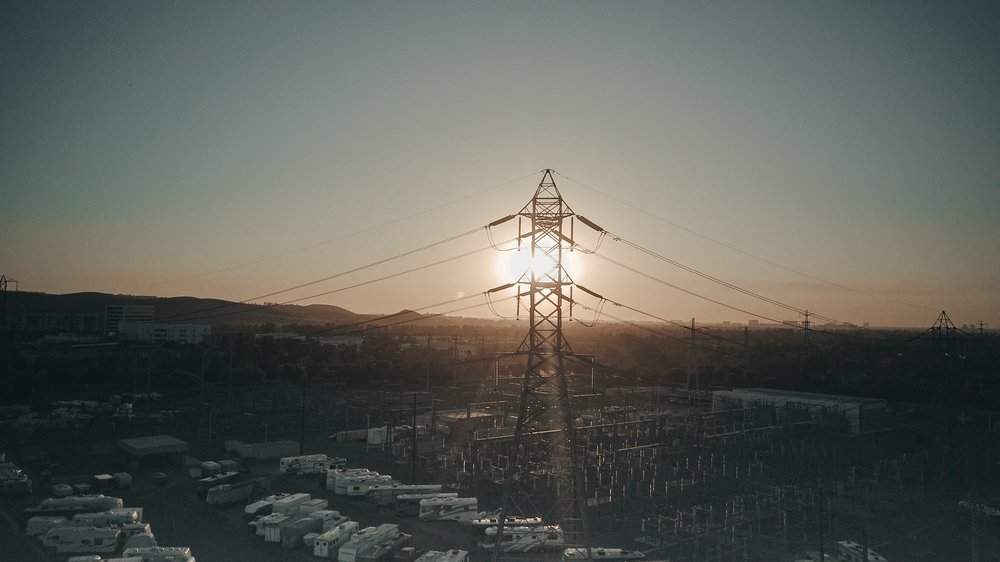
492,170,591,558
0,275,16,332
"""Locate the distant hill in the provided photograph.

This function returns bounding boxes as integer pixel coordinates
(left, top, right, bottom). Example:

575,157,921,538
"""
5,291,380,328
3,291,526,333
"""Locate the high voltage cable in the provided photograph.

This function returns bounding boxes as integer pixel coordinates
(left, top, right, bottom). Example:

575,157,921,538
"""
573,214,881,334
570,297,758,363
172,241,513,323
160,226,499,322
294,291,516,339
125,170,544,291
600,230,865,331
554,171,938,312
593,252,904,343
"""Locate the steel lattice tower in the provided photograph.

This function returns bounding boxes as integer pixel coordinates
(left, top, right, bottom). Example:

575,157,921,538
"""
492,170,591,559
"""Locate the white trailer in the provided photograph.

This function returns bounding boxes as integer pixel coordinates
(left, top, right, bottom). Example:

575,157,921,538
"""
356,531,411,562
69,508,142,527
314,521,360,558
122,545,195,561
563,547,646,560
280,454,335,475
299,498,329,513
836,540,888,562
414,550,470,562
309,510,350,530
326,468,372,491
418,497,480,523
42,526,121,553
478,524,564,553
206,477,263,506
338,524,400,562
344,475,395,497
366,483,442,506
471,513,543,529
263,513,302,543
394,493,458,516
244,492,289,521
24,495,123,521
273,492,311,514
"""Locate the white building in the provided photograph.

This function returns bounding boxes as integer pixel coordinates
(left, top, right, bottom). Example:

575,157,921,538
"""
711,388,887,434
105,304,154,335
118,322,211,344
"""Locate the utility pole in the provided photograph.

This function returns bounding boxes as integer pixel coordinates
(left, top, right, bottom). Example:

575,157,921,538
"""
688,318,698,401
802,310,811,345
492,170,591,559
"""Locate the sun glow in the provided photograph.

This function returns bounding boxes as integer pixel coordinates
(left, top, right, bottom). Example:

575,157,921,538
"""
497,248,584,283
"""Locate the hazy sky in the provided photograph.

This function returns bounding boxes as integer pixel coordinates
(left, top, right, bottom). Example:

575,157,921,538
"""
2,1,998,328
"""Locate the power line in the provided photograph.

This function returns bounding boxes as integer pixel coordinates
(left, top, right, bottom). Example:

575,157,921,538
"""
160,226,497,322
170,241,510,323
592,251,906,343
124,170,544,291
554,170,938,312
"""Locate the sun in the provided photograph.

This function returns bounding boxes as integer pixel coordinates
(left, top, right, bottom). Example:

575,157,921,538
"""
496,248,584,283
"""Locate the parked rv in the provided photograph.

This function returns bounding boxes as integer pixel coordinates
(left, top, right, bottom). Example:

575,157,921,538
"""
562,547,646,560
244,492,289,521
206,477,264,506
418,497,481,523
394,493,458,516
338,523,400,562
314,521,360,558
122,545,196,561
326,468,373,491
42,526,121,553
345,475,396,497
280,454,347,475
471,512,543,529
356,531,412,562
195,471,240,498
365,483,442,506
24,495,124,522
414,550,470,562
478,524,564,553
835,540,888,562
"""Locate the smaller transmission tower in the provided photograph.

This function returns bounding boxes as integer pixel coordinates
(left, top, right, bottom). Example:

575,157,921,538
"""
0,275,16,332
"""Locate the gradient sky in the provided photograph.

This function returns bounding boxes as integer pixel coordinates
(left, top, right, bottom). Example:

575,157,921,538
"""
2,1,998,328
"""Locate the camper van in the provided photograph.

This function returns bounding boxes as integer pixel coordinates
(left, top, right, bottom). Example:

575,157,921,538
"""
471,512,543,529
24,495,124,521
42,526,121,553
365,483,442,506
326,468,373,491
244,492,289,521
478,524,564,553
345,475,395,497
418,497,480,523
314,521,360,558
414,550,470,562
280,454,346,475
562,547,646,560
122,545,196,561
394,493,458,516
195,471,240,498
337,523,400,562
69,507,143,528
835,540,888,562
